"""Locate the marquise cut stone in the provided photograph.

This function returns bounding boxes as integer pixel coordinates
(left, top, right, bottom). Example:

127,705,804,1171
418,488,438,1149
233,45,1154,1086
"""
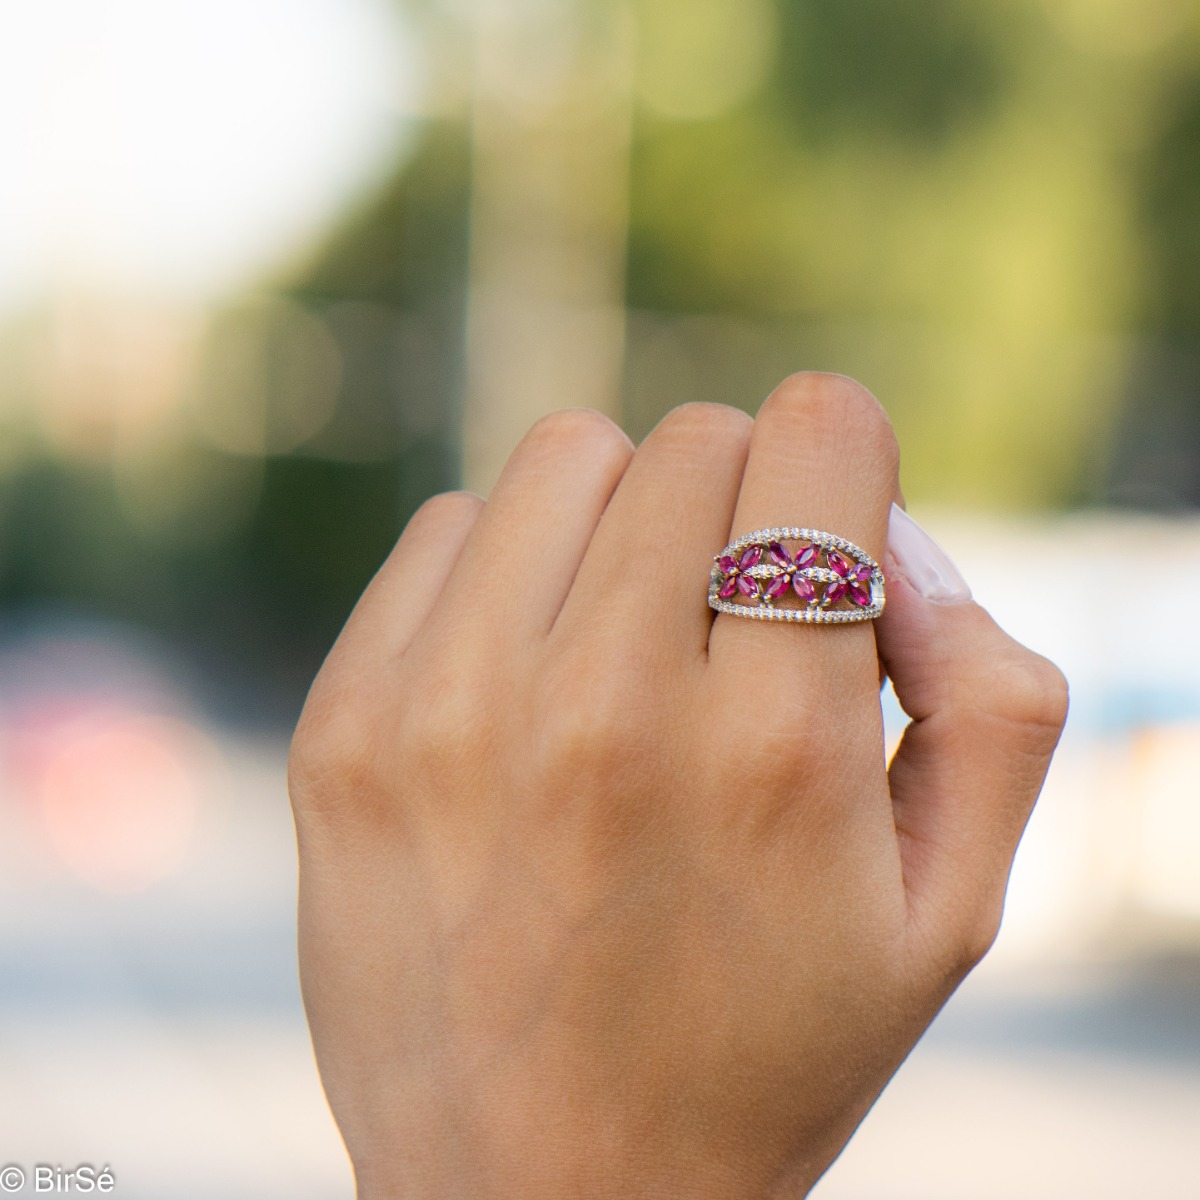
825,580,848,605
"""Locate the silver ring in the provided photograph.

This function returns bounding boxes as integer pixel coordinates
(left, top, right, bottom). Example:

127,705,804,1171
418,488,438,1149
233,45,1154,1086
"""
709,527,885,623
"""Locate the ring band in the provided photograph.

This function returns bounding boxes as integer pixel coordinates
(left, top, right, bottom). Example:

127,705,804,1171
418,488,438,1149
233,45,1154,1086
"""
709,527,885,623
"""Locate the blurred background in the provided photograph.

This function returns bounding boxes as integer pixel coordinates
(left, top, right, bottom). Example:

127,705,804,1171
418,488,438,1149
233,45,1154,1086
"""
1,0,1198,1195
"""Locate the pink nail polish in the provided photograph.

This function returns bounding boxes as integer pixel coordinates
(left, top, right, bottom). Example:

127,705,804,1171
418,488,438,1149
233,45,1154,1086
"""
886,504,972,605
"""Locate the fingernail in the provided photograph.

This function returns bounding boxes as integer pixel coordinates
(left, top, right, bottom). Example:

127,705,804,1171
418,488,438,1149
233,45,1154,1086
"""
886,503,972,605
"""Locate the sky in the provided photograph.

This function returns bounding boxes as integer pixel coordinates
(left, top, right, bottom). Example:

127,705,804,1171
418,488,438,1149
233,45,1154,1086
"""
0,0,423,311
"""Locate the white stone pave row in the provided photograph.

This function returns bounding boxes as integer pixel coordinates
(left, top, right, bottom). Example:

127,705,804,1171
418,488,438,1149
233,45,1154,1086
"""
720,527,879,571
741,564,844,582
706,596,882,623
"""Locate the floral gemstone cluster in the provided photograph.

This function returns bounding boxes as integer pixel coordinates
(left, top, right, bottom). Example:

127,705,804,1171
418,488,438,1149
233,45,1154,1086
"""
715,541,874,608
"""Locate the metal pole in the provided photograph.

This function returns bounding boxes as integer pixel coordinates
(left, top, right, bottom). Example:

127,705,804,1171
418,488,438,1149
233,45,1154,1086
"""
460,0,633,495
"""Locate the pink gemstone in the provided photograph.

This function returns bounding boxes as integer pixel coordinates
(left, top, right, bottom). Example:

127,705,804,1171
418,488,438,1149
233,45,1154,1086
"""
736,574,759,598
739,545,763,570
718,577,739,599
794,544,819,569
793,576,816,603
768,541,791,567
825,580,848,605
764,573,790,599
848,582,871,606
850,563,873,582
717,555,738,574
828,550,850,578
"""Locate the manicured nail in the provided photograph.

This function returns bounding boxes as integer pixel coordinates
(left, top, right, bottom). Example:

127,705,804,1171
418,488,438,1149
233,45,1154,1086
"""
886,503,972,605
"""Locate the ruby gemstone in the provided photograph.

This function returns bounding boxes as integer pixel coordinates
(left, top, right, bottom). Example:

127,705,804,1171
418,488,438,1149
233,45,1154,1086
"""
848,583,871,606
718,577,739,599
768,541,791,567
764,574,790,600
793,577,816,602
739,546,763,570
736,575,759,597
828,550,850,577
794,544,819,569
717,555,738,574
851,563,872,582
825,580,848,605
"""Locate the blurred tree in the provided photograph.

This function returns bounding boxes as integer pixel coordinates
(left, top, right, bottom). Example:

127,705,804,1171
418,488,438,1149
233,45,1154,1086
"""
621,0,1164,509
3,0,1199,721
774,0,1007,148
1107,26,1200,507
0,124,471,720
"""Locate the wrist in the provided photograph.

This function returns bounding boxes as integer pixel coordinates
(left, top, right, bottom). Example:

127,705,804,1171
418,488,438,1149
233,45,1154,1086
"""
347,1089,827,1200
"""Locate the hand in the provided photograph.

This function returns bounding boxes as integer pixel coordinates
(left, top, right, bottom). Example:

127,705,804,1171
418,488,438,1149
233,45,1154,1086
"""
287,374,1068,1198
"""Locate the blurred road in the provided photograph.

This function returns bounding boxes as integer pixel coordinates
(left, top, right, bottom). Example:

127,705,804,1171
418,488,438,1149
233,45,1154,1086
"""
0,737,348,1199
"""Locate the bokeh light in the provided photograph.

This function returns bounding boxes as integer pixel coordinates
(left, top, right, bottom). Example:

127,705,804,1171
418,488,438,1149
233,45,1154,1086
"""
0,0,421,306
17,706,206,893
0,629,223,894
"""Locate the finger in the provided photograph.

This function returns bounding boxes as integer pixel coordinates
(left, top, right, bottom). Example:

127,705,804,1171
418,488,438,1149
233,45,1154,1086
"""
316,489,484,681
877,506,1069,969
424,409,634,647
289,489,484,823
550,403,753,661
708,373,900,703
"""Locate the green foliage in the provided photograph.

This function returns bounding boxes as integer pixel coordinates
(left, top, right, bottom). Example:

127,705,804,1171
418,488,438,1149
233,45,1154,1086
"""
623,0,1200,508
7,0,1200,712
772,0,1011,148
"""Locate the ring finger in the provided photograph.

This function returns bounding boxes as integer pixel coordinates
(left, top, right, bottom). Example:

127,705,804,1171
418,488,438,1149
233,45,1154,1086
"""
708,373,900,708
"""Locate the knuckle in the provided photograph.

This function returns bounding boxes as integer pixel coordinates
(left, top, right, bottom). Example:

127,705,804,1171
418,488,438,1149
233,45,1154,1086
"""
523,407,632,462
707,691,831,797
399,673,492,780
409,488,484,531
985,650,1070,740
916,885,1005,980
762,372,899,474
724,718,811,791
949,897,1004,974
287,679,381,819
533,658,650,786
654,400,753,448
535,706,625,784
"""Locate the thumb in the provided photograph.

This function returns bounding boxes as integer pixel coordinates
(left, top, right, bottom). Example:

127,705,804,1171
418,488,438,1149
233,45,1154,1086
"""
876,505,1069,971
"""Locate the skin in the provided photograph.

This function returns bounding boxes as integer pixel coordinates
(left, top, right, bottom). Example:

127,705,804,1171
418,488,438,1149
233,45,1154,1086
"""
287,373,1069,1199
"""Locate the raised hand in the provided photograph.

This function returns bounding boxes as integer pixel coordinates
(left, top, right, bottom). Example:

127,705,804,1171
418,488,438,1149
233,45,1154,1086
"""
288,374,1067,1198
